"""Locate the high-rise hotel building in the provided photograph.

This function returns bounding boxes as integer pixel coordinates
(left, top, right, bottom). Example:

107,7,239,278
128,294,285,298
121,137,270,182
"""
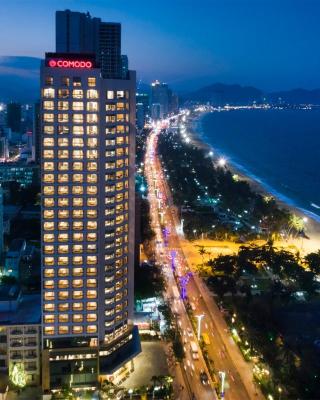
41,10,140,391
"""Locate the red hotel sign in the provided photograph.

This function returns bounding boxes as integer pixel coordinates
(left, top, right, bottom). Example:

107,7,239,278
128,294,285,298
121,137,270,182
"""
48,59,93,68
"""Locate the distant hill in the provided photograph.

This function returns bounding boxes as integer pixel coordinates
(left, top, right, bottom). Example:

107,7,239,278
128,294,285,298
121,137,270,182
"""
0,56,40,102
183,83,320,105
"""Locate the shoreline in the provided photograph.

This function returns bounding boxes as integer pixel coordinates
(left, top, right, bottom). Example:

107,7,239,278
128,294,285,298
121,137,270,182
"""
186,111,320,254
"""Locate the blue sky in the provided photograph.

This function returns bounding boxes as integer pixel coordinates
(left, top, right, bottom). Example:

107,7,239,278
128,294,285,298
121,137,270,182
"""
1,0,320,90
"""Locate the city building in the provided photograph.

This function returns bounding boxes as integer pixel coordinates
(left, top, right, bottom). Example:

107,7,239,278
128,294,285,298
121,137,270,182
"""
136,92,150,129
56,10,122,79
0,287,41,386
0,163,39,187
33,102,41,164
0,187,4,256
151,81,169,119
121,55,128,79
4,239,27,279
6,103,21,133
41,10,140,392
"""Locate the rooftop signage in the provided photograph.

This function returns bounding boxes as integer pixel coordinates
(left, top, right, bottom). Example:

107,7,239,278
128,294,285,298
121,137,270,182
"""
48,59,93,69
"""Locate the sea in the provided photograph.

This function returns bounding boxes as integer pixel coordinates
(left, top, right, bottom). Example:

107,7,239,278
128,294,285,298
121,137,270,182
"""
200,108,320,222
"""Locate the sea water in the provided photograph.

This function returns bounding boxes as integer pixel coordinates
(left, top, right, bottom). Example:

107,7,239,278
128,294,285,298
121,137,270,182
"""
200,108,320,221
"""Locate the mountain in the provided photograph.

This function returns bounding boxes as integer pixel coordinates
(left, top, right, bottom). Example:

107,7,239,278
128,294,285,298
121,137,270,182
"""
0,56,40,102
267,88,320,105
183,83,263,105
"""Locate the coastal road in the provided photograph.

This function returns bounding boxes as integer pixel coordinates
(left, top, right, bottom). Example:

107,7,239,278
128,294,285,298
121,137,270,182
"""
145,123,264,400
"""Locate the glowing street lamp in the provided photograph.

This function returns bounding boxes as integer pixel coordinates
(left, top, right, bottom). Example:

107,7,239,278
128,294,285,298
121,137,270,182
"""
196,314,204,341
128,389,133,399
219,371,226,398
218,157,226,167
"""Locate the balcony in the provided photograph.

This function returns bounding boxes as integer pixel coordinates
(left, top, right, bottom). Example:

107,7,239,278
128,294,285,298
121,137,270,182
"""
25,328,37,335
11,329,23,335
10,353,23,360
24,341,37,347
10,342,23,348
25,352,37,360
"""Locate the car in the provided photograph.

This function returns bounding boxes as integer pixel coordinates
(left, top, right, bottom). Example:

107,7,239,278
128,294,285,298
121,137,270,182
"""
200,370,209,385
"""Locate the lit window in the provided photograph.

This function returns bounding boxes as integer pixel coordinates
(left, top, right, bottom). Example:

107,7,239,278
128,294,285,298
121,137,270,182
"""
58,245,69,253
73,149,83,159
59,314,69,323
87,162,97,171
87,244,96,253
44,210,54,219
72,101,83,111
72,138,84,147
44,269,54,278
87,233,97,241
87,89,98,99
58,125,69,134
58,149,69,159
43,174,54,183
73,162,83,171
72,186,83,195
58,268,68,276
44,303,55,312
87,197,97,206
58,303,69,311
87,210,97,218
43,113,54,123
44,291,55,301
72,89,83,99
44,222,54,231
58,279,69,288
87,267,97,276
58,186,68,195
58,162,69,171
58,291,69,300
73,114,83,124
73,221,83,230
43,88,55,98
58,198,69,207
44,125,54,134
107,91,114,99
117,90,125,99
58,89,69,98
72,278,83,287
58,257,68,266
73,291,83,299
87,150,97,159
88,77,96,87
106,115,116,123
87,174,97,183
73,77,81,87
87,290,97,299
87,126,98,135
43,101,54,110
87,186,97,195
58,101,69,110
58,221,69,230
87,101,98,111
87,325,97,333
73,198,83,207
58,209,69,218
73,326,83,334
87,114,98,123
73,126,84,135
58,138,69,147
73,303,83,311
87,256,97,265
44,162,54,171
73,233,83,241
44,279,54,289
73,314,83,322
87,314,97,322
106,104,116,111
87,221,97,230
73,245,83,253
43,233,54,242
106,127,116,135
61,77,70,86
45,76,53,86
44,327,55,335
87,138,97,148
73,209,83,218
73,268,83,276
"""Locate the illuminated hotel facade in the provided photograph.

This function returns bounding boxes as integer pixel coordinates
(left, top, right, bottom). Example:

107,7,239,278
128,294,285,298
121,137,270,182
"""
40,46,139,388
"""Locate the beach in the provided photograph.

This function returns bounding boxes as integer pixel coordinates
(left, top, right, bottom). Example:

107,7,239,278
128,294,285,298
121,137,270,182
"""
187,111,320,255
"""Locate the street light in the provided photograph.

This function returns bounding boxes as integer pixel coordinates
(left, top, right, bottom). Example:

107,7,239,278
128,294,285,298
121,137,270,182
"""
152,386,160,399
219,371,226,398
128,388,133,399
196,314,204,341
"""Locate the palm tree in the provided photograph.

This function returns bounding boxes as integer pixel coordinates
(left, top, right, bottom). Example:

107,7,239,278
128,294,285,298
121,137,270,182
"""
197,245,207,269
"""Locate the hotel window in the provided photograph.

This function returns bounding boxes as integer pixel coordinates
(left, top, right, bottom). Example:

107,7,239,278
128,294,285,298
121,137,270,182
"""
87,233,97,241
87,114,98,123
73,233,84,241
44,125,54,134
87,244,96,253
44,303,54,312
87,256,97,265
72,101,83,111
72,209,83,218
73,268,83,277
73,174,83,184
44,233,54,242
87,221,97,230
44,279,54,289
87,101,98,111
44,162,54,171
43,88,55,98
87,150,97,159
58,198,69,207
106,104,116,111
73,126,84,135
58,125,69,134
73,162,83,171
44,291,55,301
72,138,84,147
73,77,81,87
116,137,124,145
73,114,83,124
72,279,83,287
87,210,97,218
72,186,83,195
72,89,83,99
87,197,97,206
58,280,69,289
87,279,96,288
87,174,97,183
58,89,69,98
73,198,83,207
58,257,68,266
73,221,83,230
87,138,97,148
58,114,69,123
58,233,69,242
73,245,83,253
117,102,127,110
73,314,83,322
87,126,98,135
58,245,69,253
59,314,69,323
44,220,55,230
106,127,116,135
87,267,97,276
58,138,69,147
58,162,68,171
58,101,69,110
107,91,114,100
61,77,70,86
45,76,53,86
58,149,69,159
58,186,68,195
87,290,97,299
44,327,54,335
116,90,125,99
43,174,54,184
58,209,69,218
58,221,69,230
87,325,97,333
87,89,98,99
43,101,54,110
87,162,97,171
58,268,68,277
73,149,83,159
58,291,69,300
87,314,97,322
43,113,54,123
73,291,83,300
87,186,97,195
44,269,54,278
87,302,97,310
58,174,68,183
73,326,83,334
88,77,96,87
44,210,54,219
73,303,83,311
58,303,69,311
106,115,116,123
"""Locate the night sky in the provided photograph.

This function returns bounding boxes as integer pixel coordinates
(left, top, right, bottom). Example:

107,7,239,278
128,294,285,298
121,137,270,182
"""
1,0,320,90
